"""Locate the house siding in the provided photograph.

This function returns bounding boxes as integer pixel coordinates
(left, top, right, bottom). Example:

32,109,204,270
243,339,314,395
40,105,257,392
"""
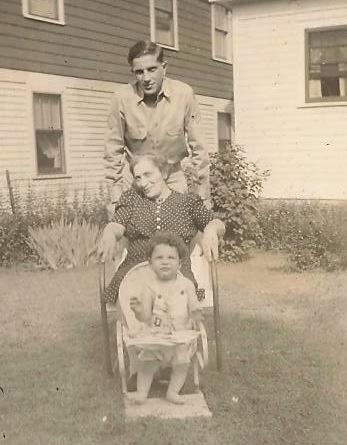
0,71,116,206
0,69,231,207
232,0,347,199
0,0,233,99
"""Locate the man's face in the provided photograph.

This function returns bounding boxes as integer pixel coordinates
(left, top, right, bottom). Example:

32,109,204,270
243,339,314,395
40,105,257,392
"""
132,54,167,96
150,244,180,281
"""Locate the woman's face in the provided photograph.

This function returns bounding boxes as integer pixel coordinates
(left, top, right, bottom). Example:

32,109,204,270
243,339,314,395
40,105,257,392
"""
133,159,166,199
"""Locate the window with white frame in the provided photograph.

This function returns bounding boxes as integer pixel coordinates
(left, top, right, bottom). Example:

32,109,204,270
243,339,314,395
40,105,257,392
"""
22,0,65,25
306,26,347,102
217,112,232,152
150,0,178,50
211,4,232,63
33,93,66,175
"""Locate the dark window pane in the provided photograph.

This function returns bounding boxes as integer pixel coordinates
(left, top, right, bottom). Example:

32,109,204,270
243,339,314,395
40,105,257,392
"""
29,0,59,20
307,27,347,100
156,0,173,13
36,131,65,174
321,63,339,77
310,48,322,64
155,9,174,46
33,93,65,175
215,30,227,59
321,77,340,97
218,112,231,152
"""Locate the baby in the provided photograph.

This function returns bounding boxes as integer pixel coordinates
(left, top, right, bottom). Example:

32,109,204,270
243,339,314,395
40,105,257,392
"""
128,231,203,405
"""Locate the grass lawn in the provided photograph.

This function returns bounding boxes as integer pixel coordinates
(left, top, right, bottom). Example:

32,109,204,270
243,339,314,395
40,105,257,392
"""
1,250,347,445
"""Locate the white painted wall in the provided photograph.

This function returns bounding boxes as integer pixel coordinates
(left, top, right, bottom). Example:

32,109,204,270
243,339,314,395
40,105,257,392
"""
0,68,232,207
232,0,347,199
0,69,116,206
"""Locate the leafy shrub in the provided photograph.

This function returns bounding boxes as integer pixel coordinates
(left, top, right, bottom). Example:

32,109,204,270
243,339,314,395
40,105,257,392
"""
28,217,100,270
257,200,347,271
209,144,269,261
0,185,108,267
0,212,37,267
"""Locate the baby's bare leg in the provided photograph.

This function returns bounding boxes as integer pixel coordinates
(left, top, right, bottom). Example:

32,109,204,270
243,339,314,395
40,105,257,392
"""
128,360,160,405
166,363,189,405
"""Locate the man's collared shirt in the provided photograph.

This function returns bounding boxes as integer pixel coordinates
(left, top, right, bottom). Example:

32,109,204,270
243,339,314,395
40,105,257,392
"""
104,77,210,203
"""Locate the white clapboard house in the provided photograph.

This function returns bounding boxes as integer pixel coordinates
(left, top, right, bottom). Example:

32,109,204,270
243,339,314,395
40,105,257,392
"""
0,0,234,205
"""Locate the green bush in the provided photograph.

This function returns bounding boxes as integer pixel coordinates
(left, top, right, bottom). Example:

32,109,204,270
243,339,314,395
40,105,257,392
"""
0,212,37,266
28,217,100,270
0,186,108,267
209,144,269,261
257,200,347,271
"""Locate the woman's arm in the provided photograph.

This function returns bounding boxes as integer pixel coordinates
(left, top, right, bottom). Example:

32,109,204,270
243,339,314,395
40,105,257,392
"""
97,222,125,263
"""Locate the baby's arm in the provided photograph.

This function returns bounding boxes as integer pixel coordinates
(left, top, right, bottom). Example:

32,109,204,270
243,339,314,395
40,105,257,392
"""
129,286,153,323
185,280,204,323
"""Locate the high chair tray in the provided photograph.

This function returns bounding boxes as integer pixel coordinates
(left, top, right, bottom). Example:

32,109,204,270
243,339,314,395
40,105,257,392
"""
125,330,199,347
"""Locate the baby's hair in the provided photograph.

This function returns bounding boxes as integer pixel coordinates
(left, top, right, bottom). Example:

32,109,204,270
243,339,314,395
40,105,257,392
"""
147,231,188,261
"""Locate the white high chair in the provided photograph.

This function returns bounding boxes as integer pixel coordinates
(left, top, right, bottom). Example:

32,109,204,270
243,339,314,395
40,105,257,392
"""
114,261,208,395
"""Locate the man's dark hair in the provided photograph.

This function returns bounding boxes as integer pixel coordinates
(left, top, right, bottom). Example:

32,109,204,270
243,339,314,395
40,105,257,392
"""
128,40,164,65
147,231,188,261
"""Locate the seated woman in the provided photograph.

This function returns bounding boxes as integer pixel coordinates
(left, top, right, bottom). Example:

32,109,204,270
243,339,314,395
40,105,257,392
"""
97,153,225,304
126,231,203,405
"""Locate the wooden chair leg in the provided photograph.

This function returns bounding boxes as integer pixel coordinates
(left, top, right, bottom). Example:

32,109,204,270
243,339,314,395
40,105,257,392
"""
99,263,113,376
210,258,222,371
116,321,127,393
101,300,113,376
193,357,200,391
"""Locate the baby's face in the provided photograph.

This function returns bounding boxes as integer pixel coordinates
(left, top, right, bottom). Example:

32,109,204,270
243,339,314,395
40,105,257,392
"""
150,244,180,281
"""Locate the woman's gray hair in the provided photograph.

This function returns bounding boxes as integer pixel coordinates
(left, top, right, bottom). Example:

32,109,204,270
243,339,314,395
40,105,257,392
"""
129,154,169,177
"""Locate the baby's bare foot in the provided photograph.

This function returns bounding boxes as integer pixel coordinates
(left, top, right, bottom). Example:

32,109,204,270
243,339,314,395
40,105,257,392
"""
126,392,147,405
166,391,185,405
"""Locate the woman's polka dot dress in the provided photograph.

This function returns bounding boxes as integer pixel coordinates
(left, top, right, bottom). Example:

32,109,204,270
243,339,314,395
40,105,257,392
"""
103,189,213,303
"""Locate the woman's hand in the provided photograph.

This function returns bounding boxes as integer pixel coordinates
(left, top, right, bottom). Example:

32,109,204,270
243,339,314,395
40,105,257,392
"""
201,229,219,262
202,219,225,262
97,222,124,263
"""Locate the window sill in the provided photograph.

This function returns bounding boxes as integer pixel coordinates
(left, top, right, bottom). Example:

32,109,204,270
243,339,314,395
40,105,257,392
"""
33,174,72,181
298,101,347,108
23,14,65,25
212,57,233,66
158,43,179,52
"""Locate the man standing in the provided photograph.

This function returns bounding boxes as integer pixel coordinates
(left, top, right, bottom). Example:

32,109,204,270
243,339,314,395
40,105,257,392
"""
104,40,210,213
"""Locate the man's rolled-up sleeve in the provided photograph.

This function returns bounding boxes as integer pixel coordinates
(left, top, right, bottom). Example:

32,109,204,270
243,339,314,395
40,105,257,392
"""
104,92,125,204
184,88,211,201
